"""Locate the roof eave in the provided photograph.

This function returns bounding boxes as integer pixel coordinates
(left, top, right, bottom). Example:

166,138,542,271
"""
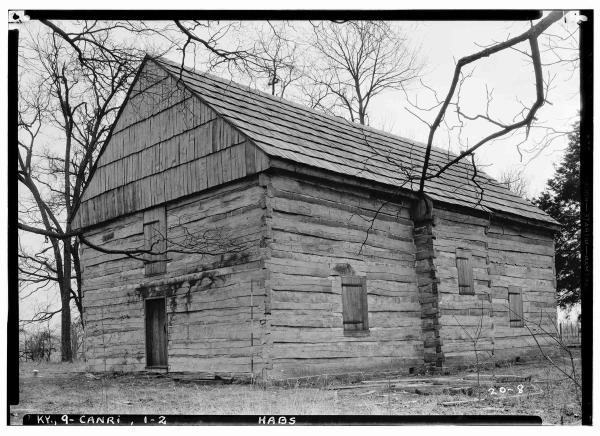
267,156,561,233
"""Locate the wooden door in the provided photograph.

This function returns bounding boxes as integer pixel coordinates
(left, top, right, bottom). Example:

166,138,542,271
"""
145,298,168,367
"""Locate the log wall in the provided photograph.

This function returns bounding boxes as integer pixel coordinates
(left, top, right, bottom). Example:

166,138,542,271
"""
80,144,557,376
486,219,557,360
432,207,557,365
262,172,423,378
81,177,268,376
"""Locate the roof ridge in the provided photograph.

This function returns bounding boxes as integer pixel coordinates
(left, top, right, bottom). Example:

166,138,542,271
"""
153,55,338,118
147,55,556,226
151,55,470,165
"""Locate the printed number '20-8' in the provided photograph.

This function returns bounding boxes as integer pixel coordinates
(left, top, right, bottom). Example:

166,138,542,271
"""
488,384,524,395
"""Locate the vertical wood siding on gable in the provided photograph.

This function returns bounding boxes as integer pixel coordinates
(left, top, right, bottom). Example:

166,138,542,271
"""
73,62,269,230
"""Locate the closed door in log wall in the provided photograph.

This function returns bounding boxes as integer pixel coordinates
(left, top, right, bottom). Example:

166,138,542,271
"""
145,298,168,367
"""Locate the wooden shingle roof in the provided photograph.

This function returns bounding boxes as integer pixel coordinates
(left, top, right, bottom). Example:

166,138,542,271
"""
154,57,558,227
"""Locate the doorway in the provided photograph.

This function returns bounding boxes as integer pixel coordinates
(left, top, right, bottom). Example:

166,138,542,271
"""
145,298,168,368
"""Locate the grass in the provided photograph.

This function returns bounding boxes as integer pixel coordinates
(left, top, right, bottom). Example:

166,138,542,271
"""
9,353,582,425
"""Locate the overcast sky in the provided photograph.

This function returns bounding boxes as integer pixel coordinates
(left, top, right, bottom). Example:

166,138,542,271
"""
367,18,580,197
164,16,580,197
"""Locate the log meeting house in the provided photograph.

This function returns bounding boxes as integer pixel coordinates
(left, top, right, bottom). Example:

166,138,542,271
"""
71,56,560,379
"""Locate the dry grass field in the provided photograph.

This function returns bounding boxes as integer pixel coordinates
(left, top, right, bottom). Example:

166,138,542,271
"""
9,353,581,425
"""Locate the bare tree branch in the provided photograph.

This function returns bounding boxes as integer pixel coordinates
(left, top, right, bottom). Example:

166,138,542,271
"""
417,11,563,193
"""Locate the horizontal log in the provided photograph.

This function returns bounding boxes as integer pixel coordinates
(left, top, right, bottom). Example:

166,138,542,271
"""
168,356,256,373
269,174,411,220
270,327,421,344
270,342,421,359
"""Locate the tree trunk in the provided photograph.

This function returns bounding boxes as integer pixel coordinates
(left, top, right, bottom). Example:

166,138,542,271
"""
72,239,84,327
61,238,73,362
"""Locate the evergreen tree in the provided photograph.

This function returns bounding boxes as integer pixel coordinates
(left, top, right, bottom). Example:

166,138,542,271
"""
534,121,580,308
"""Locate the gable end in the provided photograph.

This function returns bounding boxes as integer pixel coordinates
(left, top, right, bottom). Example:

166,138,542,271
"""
72,59,269,230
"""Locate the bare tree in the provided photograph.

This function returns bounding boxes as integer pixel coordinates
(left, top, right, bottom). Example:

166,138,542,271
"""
499,168,530,198
18,23,149,361
345,11,580,267
453,299,487,400
244,22,301,97
17,25,257,361
307,20,421,125
159,20,304,99
172,20,261,72
21,325,57,362
410,11,567,194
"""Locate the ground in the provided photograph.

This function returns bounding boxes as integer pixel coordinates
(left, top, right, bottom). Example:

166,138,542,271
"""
10,353,581,425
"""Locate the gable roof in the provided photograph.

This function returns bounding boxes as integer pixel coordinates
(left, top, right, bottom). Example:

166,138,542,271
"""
151,57,557,227
72,56,558,230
